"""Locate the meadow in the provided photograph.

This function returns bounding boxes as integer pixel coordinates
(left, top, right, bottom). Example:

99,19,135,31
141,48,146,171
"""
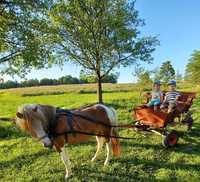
0,83,200,182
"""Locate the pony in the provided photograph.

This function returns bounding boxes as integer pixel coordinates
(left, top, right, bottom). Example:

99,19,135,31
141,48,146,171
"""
15,104,120,179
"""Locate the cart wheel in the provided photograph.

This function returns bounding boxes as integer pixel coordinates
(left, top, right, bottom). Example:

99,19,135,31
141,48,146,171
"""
134,121,141,131
162,130,179,147
187,117,193,131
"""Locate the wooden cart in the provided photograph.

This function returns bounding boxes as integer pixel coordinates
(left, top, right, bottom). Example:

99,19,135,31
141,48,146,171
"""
133,92,196,147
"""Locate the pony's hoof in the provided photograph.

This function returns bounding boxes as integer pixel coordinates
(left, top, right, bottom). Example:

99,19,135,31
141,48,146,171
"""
65,174,71,180
104,161,109,166
65,172,72,179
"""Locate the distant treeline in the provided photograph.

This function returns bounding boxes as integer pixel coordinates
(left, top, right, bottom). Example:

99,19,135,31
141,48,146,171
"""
0,74,118,89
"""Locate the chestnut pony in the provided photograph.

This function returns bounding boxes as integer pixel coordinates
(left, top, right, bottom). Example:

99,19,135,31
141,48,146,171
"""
15,104,120,179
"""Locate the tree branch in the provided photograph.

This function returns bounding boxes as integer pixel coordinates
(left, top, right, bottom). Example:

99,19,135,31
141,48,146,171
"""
101,53,134,78
0,51,21,64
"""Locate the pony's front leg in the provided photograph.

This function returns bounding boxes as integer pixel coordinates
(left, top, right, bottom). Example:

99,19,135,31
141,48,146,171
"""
60,147,72,179
91,136,104,162
104,140,111,166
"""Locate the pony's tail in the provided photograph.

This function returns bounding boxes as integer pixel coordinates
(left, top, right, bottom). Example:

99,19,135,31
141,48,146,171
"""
111,128,121,157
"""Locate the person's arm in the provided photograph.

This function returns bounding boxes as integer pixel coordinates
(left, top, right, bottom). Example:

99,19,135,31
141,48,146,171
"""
176,92,181,101
163,92,168,102
160,92,164,103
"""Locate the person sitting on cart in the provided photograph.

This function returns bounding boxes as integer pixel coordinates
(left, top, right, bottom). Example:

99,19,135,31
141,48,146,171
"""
147,80,163,111
160,80,181,113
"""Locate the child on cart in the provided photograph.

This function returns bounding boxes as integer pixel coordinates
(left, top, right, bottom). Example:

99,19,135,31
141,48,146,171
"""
147,80,163,111
160,80,181,113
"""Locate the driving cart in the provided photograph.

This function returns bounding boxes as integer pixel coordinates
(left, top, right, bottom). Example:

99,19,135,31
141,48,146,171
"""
133,91,196,147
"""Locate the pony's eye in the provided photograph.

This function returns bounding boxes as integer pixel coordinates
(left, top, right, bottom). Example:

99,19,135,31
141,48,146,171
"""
32,106,38,112
16,112,24,119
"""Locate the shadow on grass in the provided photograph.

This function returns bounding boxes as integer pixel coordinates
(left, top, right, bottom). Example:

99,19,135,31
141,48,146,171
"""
78,90,131,94
0,124,26,140
0,149,52,169
106,99,138,111
71,155,200,182
72,164,155,182
120,137,200,155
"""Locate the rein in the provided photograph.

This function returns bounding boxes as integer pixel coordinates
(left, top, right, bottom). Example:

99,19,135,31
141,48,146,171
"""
52,130,138,140
57,110,138,128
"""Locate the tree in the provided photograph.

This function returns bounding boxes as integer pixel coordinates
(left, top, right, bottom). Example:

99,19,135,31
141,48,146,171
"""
40,78,54,86
0,0,54,76
175,70,183,82
185,50,200,83
157,61,175,83
102,73,119,83
48,0,158,102
80,70,119,84
21,79,39,87
133,66,152,86
58,75,80,84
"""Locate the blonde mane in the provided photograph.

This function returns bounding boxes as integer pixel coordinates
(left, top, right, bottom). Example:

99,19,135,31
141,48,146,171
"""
16,104,51,136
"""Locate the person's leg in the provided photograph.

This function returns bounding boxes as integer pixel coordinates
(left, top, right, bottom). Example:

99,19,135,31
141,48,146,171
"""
147,100,155,107
160,101,168,110
154,99,161,111
168,102,176,113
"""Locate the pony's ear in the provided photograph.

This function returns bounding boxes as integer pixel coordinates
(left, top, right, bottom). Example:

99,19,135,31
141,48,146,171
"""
16,112,23,119
32,106,38,112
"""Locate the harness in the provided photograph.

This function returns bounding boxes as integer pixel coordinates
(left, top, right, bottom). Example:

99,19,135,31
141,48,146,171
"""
38,108,138,143
55,108,74,132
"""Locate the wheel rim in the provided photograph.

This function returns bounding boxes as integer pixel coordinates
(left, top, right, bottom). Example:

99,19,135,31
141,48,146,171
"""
168,134,178,146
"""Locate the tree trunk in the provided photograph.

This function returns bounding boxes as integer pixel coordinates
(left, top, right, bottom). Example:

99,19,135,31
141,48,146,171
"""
97,76,103,103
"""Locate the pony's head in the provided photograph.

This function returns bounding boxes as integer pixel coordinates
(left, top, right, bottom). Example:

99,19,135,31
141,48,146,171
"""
15,104,53,148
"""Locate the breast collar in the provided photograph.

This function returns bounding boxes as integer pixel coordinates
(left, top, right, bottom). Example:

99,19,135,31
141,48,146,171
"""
48,108,74,138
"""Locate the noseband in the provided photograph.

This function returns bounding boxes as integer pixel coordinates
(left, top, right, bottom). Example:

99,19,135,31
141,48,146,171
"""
38,134,50,142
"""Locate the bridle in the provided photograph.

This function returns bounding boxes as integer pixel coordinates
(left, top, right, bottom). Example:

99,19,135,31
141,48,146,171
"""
37,134,50,142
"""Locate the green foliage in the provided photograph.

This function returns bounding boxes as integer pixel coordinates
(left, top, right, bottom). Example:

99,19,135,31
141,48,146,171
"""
134,66,152,88
49,0,158,102
21,79,40,87
49,0,158,74
58,75,80,84
80,70,119,83
137,71,152,85
0,0,55,76
185,50,200,83
0,75,82,89
156,61,175,83
175,70,183,81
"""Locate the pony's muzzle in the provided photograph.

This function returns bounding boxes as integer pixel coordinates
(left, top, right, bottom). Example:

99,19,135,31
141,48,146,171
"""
42,137,53,148
44,143,53,149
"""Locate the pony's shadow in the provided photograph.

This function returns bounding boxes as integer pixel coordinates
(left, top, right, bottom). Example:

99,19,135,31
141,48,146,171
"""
0,124,26,140
0,149,52,169
70,155,200,182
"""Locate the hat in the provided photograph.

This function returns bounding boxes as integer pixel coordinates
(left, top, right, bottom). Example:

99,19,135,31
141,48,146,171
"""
168,80,176,85
154,80,161,85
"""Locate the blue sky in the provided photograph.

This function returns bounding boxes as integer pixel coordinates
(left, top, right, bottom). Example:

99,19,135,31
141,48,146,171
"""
5,0,200,83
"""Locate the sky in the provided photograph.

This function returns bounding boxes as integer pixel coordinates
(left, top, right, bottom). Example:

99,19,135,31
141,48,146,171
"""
4,0,200,83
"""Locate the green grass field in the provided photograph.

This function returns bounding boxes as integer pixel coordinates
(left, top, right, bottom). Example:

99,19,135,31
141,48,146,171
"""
0,83,200,182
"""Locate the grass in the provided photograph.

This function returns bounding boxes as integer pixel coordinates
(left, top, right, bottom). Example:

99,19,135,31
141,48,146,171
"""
0,83,200,182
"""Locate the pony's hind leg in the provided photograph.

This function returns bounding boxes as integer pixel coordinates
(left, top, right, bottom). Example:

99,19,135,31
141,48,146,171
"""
91,136,104,162
60,147,72,179
104,139,112,166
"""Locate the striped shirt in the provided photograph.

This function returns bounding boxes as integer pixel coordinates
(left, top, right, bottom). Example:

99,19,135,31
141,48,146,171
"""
164,91,181,103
